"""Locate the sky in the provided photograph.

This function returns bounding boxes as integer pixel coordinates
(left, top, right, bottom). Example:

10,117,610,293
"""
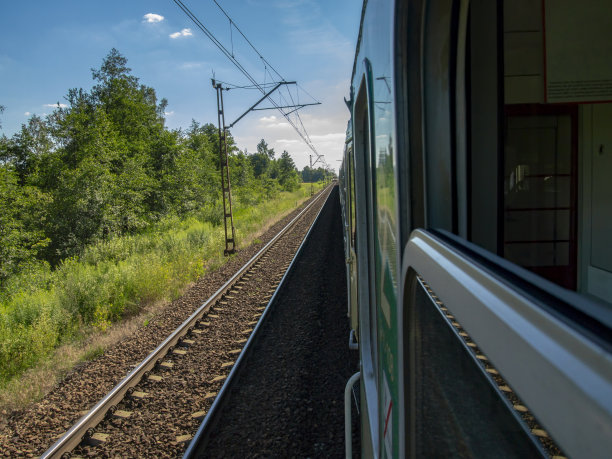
0,0,362,171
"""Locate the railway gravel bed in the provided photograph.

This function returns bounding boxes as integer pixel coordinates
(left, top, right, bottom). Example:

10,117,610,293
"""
0,188,329,458
199,186,359,458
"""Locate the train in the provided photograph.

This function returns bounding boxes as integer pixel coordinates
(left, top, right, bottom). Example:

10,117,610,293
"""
338,1,612,458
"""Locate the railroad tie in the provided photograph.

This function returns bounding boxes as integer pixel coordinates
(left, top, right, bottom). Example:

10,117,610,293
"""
113,410,132,420
175,435,192,444
531,429,549,438
86,432,109,446
513,404,528,413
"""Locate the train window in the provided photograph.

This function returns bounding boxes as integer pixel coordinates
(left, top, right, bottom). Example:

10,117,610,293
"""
399,2,612,457
467,0,612,306
422,0,456,232
403,268,546,457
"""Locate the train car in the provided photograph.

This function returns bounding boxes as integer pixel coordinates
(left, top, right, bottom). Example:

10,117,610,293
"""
340,1,612,458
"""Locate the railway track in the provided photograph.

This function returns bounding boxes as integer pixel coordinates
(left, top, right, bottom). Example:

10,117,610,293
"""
29,185,333,458
419,278,567,459
187,184,359,457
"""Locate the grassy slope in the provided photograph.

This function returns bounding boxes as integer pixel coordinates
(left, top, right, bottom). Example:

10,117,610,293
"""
0,183,323,411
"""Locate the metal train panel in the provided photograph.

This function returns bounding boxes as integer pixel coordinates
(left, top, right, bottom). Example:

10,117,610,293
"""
341,1,612,458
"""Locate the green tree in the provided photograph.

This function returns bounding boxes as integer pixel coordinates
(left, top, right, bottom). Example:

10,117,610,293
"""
1,115,53,184
276,150,300,191
0,165,50,284
257,138,275,159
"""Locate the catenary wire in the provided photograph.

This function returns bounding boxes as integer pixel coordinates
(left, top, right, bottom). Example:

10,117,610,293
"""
171,0,323,160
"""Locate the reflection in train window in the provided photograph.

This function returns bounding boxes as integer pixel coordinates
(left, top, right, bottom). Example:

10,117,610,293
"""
469,0,612,305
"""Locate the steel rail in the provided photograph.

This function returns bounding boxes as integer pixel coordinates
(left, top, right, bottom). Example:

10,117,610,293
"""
41,186,332,459
183,183,335,458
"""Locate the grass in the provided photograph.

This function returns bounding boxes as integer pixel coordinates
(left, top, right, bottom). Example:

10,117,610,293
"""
0,183,321,411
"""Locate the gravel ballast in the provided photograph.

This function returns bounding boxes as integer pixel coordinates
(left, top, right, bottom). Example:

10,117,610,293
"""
0,189,330,458
200,186,359,458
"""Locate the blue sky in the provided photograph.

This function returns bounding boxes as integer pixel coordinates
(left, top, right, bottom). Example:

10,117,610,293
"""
0,0,362,170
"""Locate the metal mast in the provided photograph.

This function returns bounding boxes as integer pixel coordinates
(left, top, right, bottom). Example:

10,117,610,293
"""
213,80,236,255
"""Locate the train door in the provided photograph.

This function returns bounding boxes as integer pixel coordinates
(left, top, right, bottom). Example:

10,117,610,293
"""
346,138,360,337
353,71,380,457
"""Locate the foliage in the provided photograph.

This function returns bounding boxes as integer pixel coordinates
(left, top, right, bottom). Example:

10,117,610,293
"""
301,165,329,183
0,48,321,384
0,185,311,384
0,165,50,283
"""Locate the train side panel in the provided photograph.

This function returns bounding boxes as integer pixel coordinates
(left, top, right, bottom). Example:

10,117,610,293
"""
343,0,612,458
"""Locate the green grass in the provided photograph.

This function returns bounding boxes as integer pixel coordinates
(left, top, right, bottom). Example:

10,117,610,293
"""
0,184,316,386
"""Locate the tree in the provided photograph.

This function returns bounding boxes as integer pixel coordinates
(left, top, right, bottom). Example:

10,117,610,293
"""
257,138,275,159
250,151,269,178
301,165,326,182
0,165,50,284
276,150,300,191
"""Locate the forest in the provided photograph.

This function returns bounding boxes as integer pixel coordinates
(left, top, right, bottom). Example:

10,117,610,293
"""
0,49,330,384
0,49,329,287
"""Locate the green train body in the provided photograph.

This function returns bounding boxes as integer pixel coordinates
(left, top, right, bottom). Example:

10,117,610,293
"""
339,1,612,458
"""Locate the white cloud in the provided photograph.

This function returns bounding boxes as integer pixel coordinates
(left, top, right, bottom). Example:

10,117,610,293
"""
24,111,31,116
170,28,193,39
164,111,175,116
180,61,205,70
143,13,164,23
309,132,345,141
276,139,300,144
258,115,291,129
43,103,67,108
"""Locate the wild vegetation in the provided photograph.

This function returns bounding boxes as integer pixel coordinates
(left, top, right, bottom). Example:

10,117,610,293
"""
0,49,328,386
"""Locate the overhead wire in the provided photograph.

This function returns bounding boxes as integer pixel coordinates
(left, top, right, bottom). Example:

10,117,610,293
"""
171,0,322,159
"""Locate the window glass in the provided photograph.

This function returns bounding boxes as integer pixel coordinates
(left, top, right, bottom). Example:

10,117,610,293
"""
470,0,612,305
